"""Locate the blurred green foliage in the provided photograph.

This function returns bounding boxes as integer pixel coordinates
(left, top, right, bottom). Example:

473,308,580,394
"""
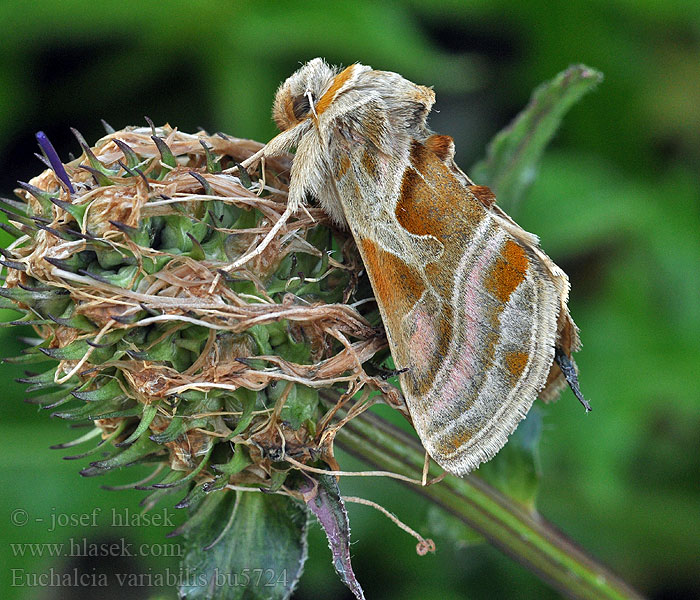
1,1,698,599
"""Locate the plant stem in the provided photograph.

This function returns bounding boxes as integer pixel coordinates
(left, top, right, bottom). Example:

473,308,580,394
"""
330,403,643,600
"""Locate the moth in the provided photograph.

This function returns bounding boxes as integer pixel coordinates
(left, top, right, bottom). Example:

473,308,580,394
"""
236,58,588,475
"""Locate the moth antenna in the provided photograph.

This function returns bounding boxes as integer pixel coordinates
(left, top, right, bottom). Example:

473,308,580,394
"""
305,89,318,119
554,347,591,412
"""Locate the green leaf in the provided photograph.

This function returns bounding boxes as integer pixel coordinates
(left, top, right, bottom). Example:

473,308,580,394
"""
16,367,61,392
176,478,225,510
40,339,91,361
152,135,177,179
24,387,74,407
275,334,311,364
112,138,142,170
52,395,134,422
116,402,159,447
0,286,72,318
280,385,318,430
48,307,98,332
224,389,256,439
80,430,161,476
266,468,290,493
151,443,214,489
200,140,222,174
470,64,603,211
71,127,120,178
212,443,251,476
180,492,308,600
4,342,54,365
50,197,90,226
168,488,228,538
72,377,126,402
61,422,127,460
83,263,140,288
149,394,222,444
247,324,272,354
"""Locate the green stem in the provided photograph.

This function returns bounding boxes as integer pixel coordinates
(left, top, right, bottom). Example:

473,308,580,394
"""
331,403,643,600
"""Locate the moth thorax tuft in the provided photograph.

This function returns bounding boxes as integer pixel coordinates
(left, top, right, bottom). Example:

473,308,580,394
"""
272,58,336,131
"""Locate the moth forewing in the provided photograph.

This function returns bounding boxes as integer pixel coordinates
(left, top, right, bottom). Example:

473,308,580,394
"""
262,58,583,476
342,140,565,475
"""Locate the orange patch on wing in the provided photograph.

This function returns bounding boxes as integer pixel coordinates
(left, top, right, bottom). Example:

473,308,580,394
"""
360,238,424,310
316,65,355,115
425,134,454,162
396,169,434,237
433,425,477,458
336,155,351,178
409,140,435,173
485,239,529,303
361,148,378,178
468,185,497,209
505,350,529,381
395,141,486,250
359,238,425,357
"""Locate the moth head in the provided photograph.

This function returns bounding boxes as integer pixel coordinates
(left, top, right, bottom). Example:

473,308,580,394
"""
273,58,337,131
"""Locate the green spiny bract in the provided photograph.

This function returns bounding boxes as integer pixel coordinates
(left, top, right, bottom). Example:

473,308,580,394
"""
1,125,391,508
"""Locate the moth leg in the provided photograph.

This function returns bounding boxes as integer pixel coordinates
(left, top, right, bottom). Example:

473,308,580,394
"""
554,347,591,412
224,204,294,270
237,146,265,171
376,366,410,381
224,124,315,270
223,151,297,271
237,122,311,170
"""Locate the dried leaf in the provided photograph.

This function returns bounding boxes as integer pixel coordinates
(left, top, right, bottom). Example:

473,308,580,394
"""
301,475,365,600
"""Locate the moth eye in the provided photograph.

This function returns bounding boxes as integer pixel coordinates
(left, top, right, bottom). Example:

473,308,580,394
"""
292,94,312,120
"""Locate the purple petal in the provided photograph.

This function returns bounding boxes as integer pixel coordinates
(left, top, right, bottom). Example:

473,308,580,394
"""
35,131,75,193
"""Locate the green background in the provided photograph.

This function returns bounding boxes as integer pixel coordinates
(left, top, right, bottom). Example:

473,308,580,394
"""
1,1,698,599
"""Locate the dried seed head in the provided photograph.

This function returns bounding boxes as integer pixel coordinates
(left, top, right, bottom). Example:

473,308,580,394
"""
2,125,391,497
